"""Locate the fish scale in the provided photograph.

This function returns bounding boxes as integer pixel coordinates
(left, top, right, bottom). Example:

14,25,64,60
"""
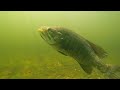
38,26,120,79
62,33,92,65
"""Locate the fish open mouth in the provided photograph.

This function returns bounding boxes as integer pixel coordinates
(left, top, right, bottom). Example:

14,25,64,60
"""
38,27,56,45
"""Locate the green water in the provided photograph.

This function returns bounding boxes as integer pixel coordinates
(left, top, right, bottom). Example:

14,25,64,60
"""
0,11,120,79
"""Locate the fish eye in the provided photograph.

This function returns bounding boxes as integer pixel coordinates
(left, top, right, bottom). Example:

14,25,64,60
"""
48,28,52,31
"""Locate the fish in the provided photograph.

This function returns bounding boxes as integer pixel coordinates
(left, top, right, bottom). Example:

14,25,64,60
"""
37,26,120,79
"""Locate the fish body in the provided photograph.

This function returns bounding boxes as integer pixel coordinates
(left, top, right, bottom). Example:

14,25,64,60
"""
38,26,120,78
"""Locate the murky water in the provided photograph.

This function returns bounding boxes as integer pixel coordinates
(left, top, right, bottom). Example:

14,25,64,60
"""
0,11,120,79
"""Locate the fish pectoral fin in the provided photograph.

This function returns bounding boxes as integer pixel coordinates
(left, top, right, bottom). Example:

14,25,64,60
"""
80,64,93,74
86,40,108,59
57,50,68,56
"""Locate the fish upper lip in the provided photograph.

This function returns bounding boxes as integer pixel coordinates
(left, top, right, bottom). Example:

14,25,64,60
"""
37,28,44,32
37,27,48,32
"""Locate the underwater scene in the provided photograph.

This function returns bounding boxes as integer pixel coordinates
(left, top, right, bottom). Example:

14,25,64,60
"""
0,11,120,79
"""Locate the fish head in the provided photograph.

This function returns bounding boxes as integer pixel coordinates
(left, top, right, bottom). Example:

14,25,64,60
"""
37,26,63,45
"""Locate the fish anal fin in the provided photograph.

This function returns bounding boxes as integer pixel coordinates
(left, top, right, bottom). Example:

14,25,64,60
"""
80,64,93,74
86,40,108,59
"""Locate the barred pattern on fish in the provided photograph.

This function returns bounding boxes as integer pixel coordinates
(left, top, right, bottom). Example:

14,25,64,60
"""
38,26,120,79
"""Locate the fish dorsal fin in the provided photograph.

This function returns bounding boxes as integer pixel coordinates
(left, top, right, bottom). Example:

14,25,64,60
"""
86,40,108,59
80,64,93,74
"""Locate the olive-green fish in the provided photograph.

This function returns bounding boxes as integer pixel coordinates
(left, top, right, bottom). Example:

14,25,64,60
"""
38,26,120,79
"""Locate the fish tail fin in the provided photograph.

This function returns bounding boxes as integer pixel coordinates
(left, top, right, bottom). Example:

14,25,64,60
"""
95,60,120,79
104,65,120,79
